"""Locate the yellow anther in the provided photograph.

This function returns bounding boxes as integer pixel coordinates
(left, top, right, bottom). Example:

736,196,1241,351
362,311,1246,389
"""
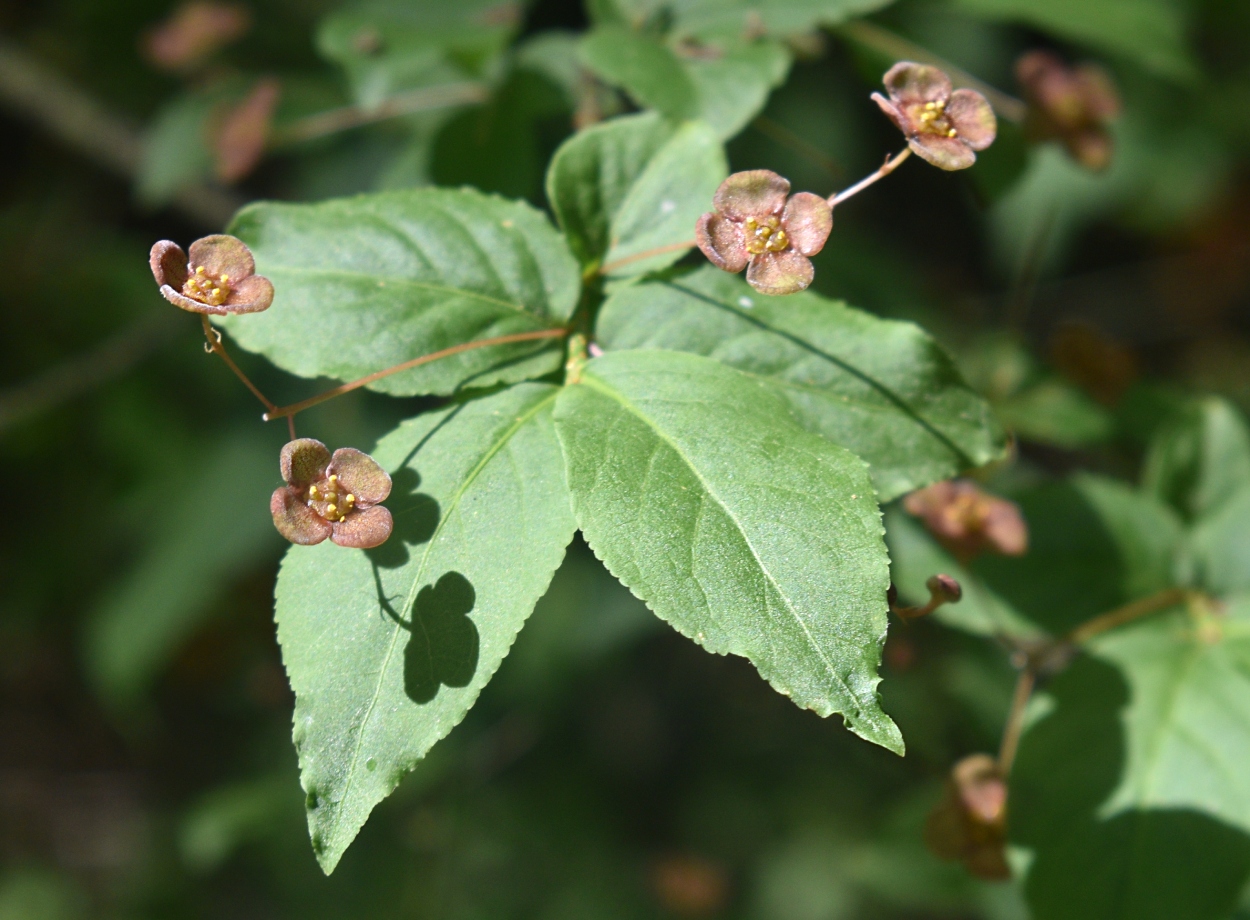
925,101,936,110
947,128,957,137
346,494,355,503
220,274,229,283
196,265,206,274
211,288,221,296
309,485,320,498
327,504,337,515
329,474,337,483
339,515,347,522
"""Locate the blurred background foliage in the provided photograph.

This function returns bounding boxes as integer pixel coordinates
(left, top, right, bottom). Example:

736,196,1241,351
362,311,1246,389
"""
1,0,1250,916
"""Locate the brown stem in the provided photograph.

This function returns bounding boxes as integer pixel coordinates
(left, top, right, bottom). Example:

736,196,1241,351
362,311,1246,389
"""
1064,587,1189,646
270,82,489,147
200,315,278,415
836,21,1028,124
829,148,912,207
997,666,1036,776
263,328,568,421
599,240,697,275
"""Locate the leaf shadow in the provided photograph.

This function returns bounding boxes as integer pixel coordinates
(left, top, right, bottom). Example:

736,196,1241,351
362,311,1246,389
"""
1011,655,1250,919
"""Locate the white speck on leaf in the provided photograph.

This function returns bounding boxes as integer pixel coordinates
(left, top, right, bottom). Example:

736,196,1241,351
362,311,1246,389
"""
660,199,676,214
738,296,753,309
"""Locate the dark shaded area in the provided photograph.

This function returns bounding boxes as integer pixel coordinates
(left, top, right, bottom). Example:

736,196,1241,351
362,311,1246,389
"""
404,572,479,704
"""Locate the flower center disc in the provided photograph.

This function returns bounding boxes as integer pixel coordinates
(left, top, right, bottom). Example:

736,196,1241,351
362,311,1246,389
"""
744,216,789,256
182,264,233,307
916,99,958,138
307,474,357,524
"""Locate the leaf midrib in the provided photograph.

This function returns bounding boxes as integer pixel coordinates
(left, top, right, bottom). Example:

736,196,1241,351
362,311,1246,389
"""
334,389,561,828
577,371,860,709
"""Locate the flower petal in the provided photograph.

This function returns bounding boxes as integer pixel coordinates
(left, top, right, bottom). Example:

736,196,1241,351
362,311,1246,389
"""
187,234,256,281
947,89,997,151
1067,128,1114,172
1076,64,1120,121
160,285,223,314
330,448,392,504
149,240,188,289
280,438,331,487
713,170,790,221
871,92,911,135
696,212,749,273
884,62,952,107
781,192,832,257
332,505,393,549
222,273,274,313
271,486,332,545
908,134,976,171
745,250,814,296
983,500,1028,556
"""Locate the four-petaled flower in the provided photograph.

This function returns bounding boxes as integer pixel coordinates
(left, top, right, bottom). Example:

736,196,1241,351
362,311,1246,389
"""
924,754,1010,881
1016,51,1120,172
903,479,1027,562
872,63,997,171
695,170,833,296
150,234,274,315
270,439,393,549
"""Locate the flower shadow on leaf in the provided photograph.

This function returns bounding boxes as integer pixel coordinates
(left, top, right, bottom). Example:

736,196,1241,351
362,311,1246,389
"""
365,467,440,570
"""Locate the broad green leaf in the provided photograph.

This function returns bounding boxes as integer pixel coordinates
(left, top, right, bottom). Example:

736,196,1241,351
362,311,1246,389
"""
672,0,896,38
883,508,1041,638
546,112,726,276
276,383,576,872
1190,485,1250,596
553,349,902,752
972,473,1182,634
221,187,579,397
136,91,217,207
84,433,282,707
951,0,1197,82
1143,396,1250,524
1012,601,1250,919
995,378,1114,449
579,27,791,140
596,268,1006,501
317,0,517,107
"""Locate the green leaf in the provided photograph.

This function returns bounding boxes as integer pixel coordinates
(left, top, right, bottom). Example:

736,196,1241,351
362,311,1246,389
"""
951,0,1198,82
578,27,791,140
546,112,726,276
317,0,517,107
136,91,217,207
1143,396,1250,524
995,378,1114,449
1012,601,1250,919
84,433,282,708
596,268,1006,501
553,349,902,752
1190,485,1250,596
972,473,1182,634
276,383,576,872
672,0,897,38
221,187,579,397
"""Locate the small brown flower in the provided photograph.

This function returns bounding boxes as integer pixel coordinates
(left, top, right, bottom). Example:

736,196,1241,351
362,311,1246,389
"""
270,439,393,549
904,479,1027,562
872,63,997,171
142,2,250,73
214,78,282,184
696,169,833,296
1016,51,1120,172
925,754,1011,880
150,235,274,315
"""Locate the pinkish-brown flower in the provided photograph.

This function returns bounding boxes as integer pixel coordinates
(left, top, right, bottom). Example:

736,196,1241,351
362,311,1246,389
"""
904,479,1027,562
924,754,1011,880
270,439,393,549
695,169,833,296
142,2,251,73
1016,51,1120,172
150,235,274,315
214,78,282,184
872,63,997,171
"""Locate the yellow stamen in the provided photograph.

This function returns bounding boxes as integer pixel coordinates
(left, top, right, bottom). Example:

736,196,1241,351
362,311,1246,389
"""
309,485,320,498
346,494,355,504
327,504,337,515
329,474,337,483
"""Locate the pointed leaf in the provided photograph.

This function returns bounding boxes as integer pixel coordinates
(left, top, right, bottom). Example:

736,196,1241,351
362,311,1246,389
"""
1143,396,1250,524
220,188,579,396
596,268,1006,501
546,112,727,276
276,383,576,872
553,349,902,752
673,0,897,36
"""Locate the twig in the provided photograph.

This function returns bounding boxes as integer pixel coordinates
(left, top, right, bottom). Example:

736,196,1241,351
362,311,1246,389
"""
751,114,844,182
270,82,489,147
1064,587,1189,646
0,37,241,228
599,240,696,275
0,314,180,433
829,148,911,206
263,328,568,421
199,316,282,430
837,21,1027,124
997,667,1035,775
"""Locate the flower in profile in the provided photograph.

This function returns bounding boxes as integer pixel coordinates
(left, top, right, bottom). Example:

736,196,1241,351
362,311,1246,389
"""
150,235,274,315
872,62,997,171
214,78,282,184
1016,51,1120,172
904,479,1027,562
143,2,251,73
695,170,833,296
270,439,393,549
925,754,1010,880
